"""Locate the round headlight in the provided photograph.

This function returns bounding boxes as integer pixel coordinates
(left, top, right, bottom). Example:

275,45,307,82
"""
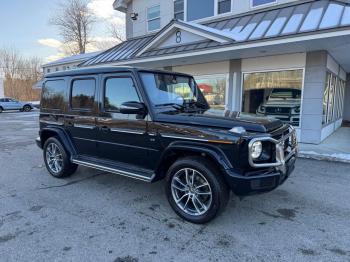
251,141,263,159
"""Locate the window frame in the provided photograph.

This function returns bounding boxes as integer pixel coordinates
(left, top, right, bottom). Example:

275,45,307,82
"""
251,0,277,9
147,4,161,33
217,0,232,15
69,77,96,112
102,75,142,113
172,0,234,22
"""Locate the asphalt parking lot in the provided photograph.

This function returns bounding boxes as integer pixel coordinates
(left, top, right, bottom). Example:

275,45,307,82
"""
0,111,350,262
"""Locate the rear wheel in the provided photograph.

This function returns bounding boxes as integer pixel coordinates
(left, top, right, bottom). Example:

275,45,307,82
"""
0,107,3,113
43,137,78,178
165,157,230,224
23,105,31,112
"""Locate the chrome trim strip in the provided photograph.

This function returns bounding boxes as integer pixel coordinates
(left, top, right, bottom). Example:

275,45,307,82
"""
39,120,64,126
71,159,154,182
74,137,159,152
110,128,145,135
248,127,298,168
74,124,95,129
161,134,209,142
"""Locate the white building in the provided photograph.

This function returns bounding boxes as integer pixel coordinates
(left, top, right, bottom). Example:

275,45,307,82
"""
42,51,102,75
79,0,350,144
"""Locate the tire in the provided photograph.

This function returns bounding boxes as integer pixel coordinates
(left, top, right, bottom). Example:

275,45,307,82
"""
43,137,78,178
0,107,3,113
165,156,230,224
23,105,32,112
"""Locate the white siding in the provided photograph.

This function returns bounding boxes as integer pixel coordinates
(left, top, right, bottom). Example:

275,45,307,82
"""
242,53,306,72
173,61,230,75
327,54,339,75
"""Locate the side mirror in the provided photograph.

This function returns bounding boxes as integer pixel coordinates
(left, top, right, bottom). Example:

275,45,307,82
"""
119,101,147,115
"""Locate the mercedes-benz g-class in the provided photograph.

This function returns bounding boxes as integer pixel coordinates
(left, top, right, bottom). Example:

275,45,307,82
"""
36,67,297,223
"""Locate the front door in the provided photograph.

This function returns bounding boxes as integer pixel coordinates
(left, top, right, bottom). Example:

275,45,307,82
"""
65,76,99,157
4,98,19,110
96,73,159,170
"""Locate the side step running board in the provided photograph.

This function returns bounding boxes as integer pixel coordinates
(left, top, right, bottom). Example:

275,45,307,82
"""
72,158,155,182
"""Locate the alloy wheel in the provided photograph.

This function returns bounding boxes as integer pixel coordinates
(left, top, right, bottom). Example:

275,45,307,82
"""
171,168,212,216
45,143,63,174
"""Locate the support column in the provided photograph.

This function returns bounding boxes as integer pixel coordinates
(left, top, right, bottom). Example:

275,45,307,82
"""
228,59,242,111
300,51,328,144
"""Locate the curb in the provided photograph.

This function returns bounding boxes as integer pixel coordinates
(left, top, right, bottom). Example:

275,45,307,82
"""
298,152,350,164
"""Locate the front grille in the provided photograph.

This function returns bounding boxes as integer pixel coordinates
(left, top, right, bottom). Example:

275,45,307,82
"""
266,107,291,114
273,128,297,157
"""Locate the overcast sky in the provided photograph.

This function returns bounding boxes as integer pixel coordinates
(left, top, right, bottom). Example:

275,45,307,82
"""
0,0,125,62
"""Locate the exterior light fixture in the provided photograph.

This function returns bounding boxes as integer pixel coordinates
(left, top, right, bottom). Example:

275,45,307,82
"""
130,13,138,20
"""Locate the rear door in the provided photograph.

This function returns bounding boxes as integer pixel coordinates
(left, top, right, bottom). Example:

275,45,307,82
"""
96,72,159,169
65,75,99,157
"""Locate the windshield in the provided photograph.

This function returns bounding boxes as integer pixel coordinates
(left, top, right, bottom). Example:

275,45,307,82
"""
140,72,206,108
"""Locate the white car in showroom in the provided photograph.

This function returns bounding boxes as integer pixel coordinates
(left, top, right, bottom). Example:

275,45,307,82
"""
256,88,301,126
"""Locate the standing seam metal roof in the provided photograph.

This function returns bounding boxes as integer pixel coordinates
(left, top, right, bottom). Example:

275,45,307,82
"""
80,0,350,67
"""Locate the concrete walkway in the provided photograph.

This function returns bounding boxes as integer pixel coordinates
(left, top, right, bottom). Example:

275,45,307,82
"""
299,127,350,163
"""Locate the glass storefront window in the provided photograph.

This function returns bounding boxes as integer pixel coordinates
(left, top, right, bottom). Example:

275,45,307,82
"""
323,72,345,125
242,70,303,126
195,75,227,110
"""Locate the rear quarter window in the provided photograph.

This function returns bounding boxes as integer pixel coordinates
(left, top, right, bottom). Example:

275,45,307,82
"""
70,78,96,110
42,80,66,109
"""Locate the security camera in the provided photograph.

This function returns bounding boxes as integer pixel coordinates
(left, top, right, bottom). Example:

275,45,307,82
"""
130,13,138,21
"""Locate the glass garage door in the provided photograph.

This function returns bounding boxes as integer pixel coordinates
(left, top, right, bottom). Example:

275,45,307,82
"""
242,69,303,127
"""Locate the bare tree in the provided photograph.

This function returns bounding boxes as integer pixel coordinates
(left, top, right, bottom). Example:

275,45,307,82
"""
108,22,125,42
50,0,95,55
0,48,42,100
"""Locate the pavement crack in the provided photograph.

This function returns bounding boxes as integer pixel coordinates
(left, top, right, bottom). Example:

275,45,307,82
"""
38,172,108,190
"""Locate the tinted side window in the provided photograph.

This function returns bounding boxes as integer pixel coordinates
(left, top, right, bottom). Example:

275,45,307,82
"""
42,80,65,109
104,77,140,111
71,79,95,110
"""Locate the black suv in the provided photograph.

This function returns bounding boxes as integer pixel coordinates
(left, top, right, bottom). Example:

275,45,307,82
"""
36,67,297,223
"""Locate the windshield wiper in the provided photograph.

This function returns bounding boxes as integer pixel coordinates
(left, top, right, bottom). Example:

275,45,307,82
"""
155,103,184,111
186,99,208,109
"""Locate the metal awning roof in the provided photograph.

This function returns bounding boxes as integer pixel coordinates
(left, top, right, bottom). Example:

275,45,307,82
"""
80,0,350,67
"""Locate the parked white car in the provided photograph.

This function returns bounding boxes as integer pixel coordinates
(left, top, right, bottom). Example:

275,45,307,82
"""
256,88,301,126
0,98,34,113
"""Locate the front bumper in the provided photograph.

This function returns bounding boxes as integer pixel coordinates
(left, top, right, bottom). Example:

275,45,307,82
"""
35,137,42,149
225,156,296,196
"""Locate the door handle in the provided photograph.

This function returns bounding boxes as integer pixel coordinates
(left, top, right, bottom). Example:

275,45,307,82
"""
67,121,74,127
100,126,110,133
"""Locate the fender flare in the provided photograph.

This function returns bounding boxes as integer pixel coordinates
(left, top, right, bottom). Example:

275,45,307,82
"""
154,141,233,179
40,127,76,157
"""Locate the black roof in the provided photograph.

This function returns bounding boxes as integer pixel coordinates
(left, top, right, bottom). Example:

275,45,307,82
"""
45,66,192,78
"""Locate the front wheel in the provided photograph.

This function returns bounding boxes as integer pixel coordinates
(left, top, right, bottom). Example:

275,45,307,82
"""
165,157,230,224
0,107,3,113
23,105,32,112
43,137,78,178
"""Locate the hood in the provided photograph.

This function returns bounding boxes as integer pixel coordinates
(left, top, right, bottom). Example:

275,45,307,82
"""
156,109,283,133
264,98,300,107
